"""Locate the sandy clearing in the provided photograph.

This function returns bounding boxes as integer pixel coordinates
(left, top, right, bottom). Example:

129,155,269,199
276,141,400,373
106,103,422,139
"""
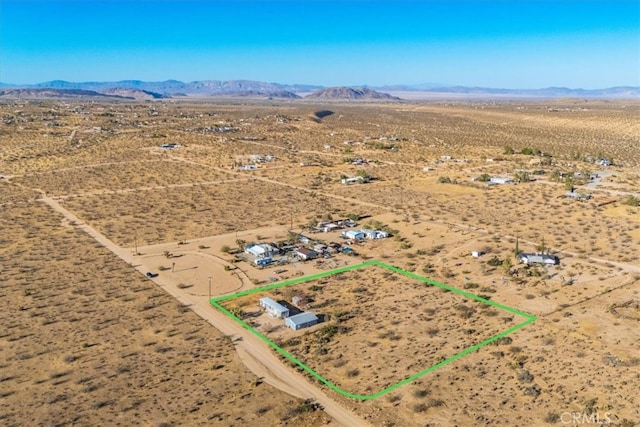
39,195,370,427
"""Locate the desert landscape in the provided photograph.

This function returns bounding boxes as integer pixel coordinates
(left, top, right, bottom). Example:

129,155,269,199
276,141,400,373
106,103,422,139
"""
1,97,639,426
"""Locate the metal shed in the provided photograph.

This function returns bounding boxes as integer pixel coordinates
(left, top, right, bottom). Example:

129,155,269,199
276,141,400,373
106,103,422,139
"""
285,312,319,330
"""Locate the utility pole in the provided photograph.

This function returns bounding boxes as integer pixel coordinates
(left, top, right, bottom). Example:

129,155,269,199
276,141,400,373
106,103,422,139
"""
134,231,138,255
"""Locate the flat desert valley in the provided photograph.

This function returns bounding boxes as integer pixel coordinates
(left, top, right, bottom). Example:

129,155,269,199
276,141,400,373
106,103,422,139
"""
1,98,639,426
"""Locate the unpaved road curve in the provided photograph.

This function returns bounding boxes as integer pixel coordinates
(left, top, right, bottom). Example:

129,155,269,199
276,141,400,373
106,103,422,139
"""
40,196,369,427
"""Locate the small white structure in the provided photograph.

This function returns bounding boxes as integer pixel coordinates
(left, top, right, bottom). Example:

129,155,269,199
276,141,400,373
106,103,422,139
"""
241,164,257,170
285,312,319,330
341,176,366,185
322,223,340,233
342,230,365,240
360,229,389,239
260,297,289,318
565,191,591,200
518,253,559,266
490,176,513,184
245,243,278,258
471,251,485,258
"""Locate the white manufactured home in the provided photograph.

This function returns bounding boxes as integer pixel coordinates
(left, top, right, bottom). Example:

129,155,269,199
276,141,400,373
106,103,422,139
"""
259,297,289,318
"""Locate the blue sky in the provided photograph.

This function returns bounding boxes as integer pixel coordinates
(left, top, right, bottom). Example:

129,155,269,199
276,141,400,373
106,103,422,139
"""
1,0,638,88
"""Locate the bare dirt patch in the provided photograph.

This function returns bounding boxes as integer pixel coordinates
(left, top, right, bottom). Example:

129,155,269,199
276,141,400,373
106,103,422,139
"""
222,263,526,397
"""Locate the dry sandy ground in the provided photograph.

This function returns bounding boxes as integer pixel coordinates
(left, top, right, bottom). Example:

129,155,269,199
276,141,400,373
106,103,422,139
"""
0,192,332,426
1,99,639,426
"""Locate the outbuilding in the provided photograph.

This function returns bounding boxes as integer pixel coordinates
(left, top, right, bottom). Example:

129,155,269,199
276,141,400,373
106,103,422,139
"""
254,257,273,266
259,297,289,318
245,243,279,258
342,230,365,240
285,312,319,330
518,253,559,266
295,247,318,261
361,229,389,239
490,176,513,185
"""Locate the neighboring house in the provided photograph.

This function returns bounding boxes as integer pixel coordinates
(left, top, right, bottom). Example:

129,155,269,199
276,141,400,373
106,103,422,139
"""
321,223,340,233
245,243,279,258
313,243,327,253
518,253,559,266
161,143,180,149
565,191,591,200
295,247,318,261
490,176,513,184
298,234,311,244
342,230,365,240
285,312,319,330
341,176,366,185
254,257,272,266
360,229,389,239
259,297,289,318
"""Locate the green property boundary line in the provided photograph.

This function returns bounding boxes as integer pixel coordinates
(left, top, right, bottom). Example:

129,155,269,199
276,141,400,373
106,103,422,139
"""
211,260,537,400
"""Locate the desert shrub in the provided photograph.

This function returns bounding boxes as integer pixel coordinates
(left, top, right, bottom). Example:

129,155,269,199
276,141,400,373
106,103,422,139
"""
423,263,435,274
220,245,230,253
413,388,430,398
255,406,271,415
518,369,534,383
454,304,476,319
413,403,428,413
437,176,452,184
282,337,301,347
544,413,560,423
623,195,639,206
228,306,244,318
487,256,502,266
523,385,541,398
492,336,513,346
520,147,540,155
387,394,401,403
346,368,360,377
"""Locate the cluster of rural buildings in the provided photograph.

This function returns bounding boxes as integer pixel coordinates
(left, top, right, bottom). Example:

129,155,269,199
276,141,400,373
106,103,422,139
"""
243,225,389,267
237,154,276,170
518,252,560,266
259,297,319,331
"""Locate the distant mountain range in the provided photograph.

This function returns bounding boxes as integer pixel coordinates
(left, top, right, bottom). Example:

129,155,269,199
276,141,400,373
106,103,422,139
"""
397,85,640,98
305,87,400,100
0,79,638,100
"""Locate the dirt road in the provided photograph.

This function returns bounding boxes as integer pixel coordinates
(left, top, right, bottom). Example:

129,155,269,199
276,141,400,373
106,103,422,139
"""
39,195,369,427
